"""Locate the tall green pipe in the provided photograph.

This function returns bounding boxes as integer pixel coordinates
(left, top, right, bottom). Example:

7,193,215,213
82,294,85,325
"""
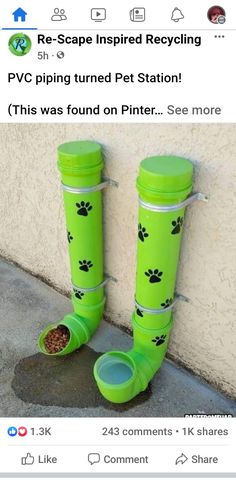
94,156,194,403
39,141,105,355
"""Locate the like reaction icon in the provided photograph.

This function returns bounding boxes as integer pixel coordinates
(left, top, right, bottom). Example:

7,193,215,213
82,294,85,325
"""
8,426,17,437
8,426,28,437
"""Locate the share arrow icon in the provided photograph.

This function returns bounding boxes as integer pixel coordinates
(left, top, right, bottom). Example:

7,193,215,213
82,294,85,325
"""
175,453,188,465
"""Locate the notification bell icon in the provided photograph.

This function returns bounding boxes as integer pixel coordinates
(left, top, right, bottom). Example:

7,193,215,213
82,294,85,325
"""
171,7,184,22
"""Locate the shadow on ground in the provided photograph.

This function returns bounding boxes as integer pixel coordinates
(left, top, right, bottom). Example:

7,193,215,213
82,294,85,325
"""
12,345,152,412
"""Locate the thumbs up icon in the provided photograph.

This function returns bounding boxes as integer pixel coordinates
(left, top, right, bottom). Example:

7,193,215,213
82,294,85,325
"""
21,453,35,465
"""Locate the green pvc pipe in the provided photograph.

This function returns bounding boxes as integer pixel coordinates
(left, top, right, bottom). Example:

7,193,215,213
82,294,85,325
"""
39,141,105,355
94,155,193,403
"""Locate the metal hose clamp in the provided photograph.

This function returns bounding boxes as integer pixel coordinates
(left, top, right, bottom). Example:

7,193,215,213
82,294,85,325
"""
72,275,117,294
139,192,208,213
62,178,118,194
135,294,189,315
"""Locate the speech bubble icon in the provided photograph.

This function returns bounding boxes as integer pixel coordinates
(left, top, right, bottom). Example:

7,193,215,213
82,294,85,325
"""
88,453,100,465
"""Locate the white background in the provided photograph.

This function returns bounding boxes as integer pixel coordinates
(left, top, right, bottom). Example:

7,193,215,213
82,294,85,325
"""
0,0,235,122
1,418,235,474
0,1,235,476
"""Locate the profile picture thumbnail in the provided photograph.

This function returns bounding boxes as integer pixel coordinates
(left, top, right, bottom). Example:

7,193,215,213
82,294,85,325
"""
8,33,32,56
207,5,226,24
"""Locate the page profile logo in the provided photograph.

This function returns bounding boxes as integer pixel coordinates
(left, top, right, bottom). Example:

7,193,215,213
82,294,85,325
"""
8,33,32,56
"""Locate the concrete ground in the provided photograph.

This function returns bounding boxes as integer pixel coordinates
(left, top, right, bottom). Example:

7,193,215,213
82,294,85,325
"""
0,258,235,417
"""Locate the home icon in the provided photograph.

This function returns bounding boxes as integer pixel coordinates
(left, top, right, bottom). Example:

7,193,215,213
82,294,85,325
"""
12,7,27,22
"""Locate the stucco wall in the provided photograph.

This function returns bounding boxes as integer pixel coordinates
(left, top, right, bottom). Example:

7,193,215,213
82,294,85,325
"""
0,124,235,398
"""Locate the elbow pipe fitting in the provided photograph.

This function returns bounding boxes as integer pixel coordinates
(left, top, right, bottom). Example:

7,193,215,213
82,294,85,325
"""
94,155,194,403
94,314,173,403
39,141,106,356
39,297,105,356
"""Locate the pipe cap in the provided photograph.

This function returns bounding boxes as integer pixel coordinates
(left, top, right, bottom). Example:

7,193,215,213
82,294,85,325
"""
137,156,193,201
58,141,103,175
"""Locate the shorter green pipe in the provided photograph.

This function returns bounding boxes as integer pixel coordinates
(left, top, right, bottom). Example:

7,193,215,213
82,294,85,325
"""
39,141,105,356
94,155,193,403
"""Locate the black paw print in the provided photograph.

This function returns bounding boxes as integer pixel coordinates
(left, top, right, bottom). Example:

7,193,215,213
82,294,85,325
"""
76,201,93,217
161,298,173,309
171,216,183,235
136,307,143,317
67,231,73,243
74,291,84,300
138,223,149,242
152,335,166,346
145,269,163,283
79,260,93,272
